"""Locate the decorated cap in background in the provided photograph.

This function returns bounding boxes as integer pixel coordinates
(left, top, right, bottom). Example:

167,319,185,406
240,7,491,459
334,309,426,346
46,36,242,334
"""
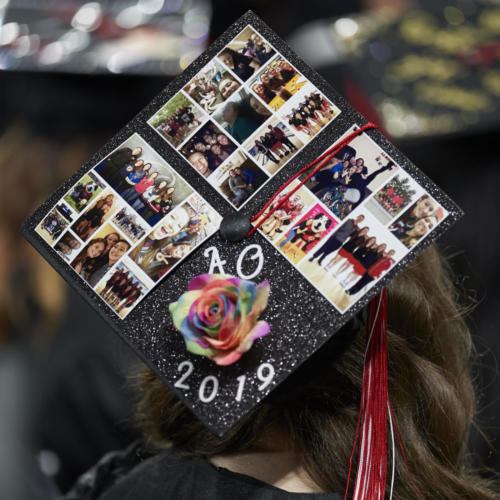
288,0,500,140
0,0,210,75
342,0,500,140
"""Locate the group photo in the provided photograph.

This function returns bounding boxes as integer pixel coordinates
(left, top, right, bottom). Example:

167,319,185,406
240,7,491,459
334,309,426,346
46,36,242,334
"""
389,194,446,249
298,210,403,312
217,26,275,82
212,88,272,144
209,151,268,208
249,56,306,111
129,198,221,283
71,192,119,241
112,208,147,244
276,204,337,265
365,173,420,225
281,88,339,142
148,91,205,148
63,172,106,213
179,121,237,177
305,129,398,220
95,262,148,319
94,134,193,225
244,117,304,175
183,60,241,114
37,204,74,244
257,181,316,242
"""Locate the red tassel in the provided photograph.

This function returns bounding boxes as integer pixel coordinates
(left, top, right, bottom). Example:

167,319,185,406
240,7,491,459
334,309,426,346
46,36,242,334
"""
345,289,388,500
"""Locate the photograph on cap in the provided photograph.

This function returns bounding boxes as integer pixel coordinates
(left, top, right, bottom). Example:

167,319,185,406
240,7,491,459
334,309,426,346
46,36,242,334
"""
94,134,194,226
128,196,222,283
212,88,272,145
389,195,447,249
217,26,275,82
279,85,340,143
183,60,241,114
255,180,317,243
243,116,304,175
276,203,338,265
95,262,150,319
298,208,406,312
111,207,148,244
304,127,399,220
70,223,130,287
54,231,82,262
179,121,237,178
226,25,275,67
364,172,423,225
70,191,119,242
63,172,106,213
36,203,74,245
209,151,269,209
248,56,307,111
147,91,206,149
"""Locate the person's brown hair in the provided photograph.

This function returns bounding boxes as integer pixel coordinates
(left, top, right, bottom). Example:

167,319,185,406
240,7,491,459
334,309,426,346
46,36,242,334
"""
136,245,498,499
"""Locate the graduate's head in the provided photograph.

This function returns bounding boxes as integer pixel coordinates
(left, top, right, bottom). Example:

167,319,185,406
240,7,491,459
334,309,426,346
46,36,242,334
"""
136,244,487,498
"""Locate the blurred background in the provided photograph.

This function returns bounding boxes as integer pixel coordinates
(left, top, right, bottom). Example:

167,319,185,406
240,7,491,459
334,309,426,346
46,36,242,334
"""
0,0,499,498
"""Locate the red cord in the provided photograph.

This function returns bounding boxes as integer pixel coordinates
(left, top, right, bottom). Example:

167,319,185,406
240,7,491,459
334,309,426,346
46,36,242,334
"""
246,123,378,237
388,401,425,499
344,289,425,500
344,289,388,500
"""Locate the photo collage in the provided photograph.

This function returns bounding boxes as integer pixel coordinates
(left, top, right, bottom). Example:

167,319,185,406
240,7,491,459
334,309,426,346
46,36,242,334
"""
34,24,447,320
148,25,341,210
256,125,448,312
36,134,222,319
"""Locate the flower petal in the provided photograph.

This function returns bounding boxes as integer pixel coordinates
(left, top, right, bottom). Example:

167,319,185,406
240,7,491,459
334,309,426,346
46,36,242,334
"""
235,321,270,355
250,320,271,341
185,339,215,358
188,274,231,291
254,281,270,310
187,274,214,291
169,290,202,330
237,280,257,317
212,350,242,366
179,317,206,345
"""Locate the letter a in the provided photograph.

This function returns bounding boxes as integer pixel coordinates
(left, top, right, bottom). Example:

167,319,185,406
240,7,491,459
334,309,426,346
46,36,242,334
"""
204,246,227,275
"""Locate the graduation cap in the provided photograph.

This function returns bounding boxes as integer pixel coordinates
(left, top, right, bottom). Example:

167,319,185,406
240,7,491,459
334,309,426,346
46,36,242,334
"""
341,0,500,140
23,10,462,497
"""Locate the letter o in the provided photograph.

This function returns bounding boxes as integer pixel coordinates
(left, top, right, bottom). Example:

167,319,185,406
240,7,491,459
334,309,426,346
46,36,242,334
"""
236,244,264,280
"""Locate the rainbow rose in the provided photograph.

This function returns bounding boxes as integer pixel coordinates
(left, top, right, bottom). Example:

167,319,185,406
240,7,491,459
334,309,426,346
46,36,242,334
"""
169,274,270,366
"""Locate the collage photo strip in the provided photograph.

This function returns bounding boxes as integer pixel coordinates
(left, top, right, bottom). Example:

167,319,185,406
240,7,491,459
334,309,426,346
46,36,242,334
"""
256,125,448,313
36,132,222,319
148,24,341,210
35,24,448,320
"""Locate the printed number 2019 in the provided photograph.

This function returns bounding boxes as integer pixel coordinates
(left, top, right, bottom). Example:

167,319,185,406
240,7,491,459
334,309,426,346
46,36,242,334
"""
174,361,275,403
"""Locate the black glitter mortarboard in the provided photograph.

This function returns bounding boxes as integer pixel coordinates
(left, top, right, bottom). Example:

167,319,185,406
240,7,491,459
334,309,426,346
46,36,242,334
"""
23,11,462,436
